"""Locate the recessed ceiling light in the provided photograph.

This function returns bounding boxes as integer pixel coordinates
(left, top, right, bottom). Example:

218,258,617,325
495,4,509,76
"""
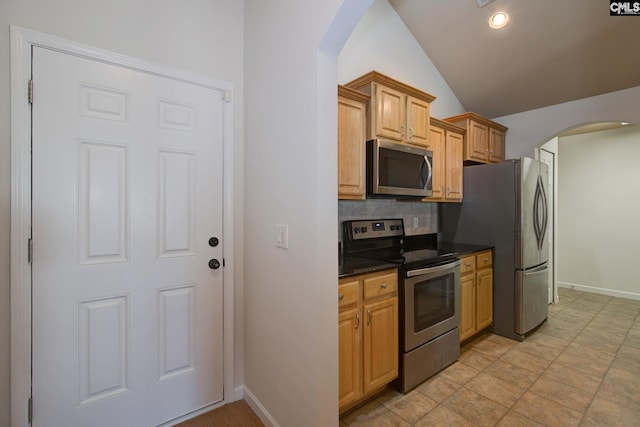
489,11,509,29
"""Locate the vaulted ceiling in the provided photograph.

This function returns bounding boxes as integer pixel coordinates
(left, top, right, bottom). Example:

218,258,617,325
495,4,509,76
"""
389,0,640,119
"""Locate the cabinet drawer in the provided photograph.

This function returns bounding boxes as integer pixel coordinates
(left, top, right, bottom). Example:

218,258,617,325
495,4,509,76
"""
363,271,397,301
459,255,476,274
476,251,493,269
338,280,359,310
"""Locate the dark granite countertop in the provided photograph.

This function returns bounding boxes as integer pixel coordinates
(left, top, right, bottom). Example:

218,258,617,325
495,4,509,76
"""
339,256,399,279
437,241,493,257
338,241,493,279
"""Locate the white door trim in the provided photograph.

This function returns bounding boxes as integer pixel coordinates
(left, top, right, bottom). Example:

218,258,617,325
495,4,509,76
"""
10,26,236,427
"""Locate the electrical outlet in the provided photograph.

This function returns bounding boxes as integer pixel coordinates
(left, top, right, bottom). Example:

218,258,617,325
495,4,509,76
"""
413,216,419,228
276,224,288,249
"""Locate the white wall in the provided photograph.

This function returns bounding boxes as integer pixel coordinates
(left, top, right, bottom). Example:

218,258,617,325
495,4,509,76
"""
557,125,640,299
337,0,465,119
243,1,373,425
495,86,640,159
1,2,244,425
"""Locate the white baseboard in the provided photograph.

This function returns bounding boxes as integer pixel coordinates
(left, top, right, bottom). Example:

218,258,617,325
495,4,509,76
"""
241,385,281,427
558,282,640,301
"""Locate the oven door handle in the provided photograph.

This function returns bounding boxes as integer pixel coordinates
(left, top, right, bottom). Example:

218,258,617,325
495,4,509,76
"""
406,259,460,278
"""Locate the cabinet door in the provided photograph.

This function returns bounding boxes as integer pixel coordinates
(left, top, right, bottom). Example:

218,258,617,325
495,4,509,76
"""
489,128,505,163
467,120,489,162
476,268,493,331
339,307,362,411
445,130,463,201
406,96,430,147
338,96,366,199
363,297,398,394
459,273,476,342
374,85,405,141
425,125,445,200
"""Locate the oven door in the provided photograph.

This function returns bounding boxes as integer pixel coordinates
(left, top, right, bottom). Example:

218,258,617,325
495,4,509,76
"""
402,260,460,352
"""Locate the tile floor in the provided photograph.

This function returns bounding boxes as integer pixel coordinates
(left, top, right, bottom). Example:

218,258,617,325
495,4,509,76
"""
339,287,640,426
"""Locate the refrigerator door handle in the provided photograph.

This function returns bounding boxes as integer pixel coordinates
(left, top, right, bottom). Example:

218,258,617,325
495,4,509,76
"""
539,176,548,247
533,180,542,249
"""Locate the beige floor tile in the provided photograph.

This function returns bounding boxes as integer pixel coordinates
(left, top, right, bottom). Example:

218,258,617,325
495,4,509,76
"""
581,395,640,427
512,392,582,427
498,348,551,375
483,359,540,389
562,341,616,365
580,325,628,342
572,333,622,354
414,374,461,403
596,366,640,410
553,352,611,378
465,372,525,407
495,411,543,427
528,376,593,413
413,406,479,427
382,390,438,424
524,331,571,350
439,361,481,385
542,363,602,394
535,323,580,339
465,334,516,358
443,388,509,427
588,315,634,330
340,399,388,425
458,348,497,370
623,328,640,349
513,340,563,362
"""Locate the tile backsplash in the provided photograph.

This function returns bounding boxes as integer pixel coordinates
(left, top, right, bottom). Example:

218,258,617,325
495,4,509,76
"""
338,199,438,241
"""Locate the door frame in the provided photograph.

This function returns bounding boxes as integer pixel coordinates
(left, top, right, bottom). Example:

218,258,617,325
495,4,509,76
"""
10,26,237,427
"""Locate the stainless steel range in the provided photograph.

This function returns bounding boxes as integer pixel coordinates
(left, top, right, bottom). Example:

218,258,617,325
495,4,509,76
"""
342,218,461,392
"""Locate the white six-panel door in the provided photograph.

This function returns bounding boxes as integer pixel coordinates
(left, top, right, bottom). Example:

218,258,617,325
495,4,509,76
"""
31,46,224,426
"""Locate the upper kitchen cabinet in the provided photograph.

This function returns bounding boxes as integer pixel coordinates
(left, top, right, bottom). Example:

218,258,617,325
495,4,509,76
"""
444,112,507,164
424,118,464,203
345,71,436,148
338,85,370,200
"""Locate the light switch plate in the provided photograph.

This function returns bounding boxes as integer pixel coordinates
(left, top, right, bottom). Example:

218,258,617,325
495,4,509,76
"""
276,224,288,249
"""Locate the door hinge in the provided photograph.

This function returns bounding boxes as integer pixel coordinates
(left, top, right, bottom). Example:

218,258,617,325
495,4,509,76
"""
222,89,232,103
28,79,33,104
28,238,33,264
28,397,33,423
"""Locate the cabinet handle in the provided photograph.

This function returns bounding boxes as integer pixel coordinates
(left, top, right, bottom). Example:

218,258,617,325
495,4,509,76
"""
465,262,472,267
367,309,371,326
355,312,360,329
380,282,387,289
338,293,344,300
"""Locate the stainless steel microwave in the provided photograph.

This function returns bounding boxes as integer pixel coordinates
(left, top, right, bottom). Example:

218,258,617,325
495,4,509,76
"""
366,139,433,198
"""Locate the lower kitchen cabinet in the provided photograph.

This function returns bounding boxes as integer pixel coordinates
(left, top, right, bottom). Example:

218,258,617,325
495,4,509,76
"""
338,269,398,413
459,250,493,342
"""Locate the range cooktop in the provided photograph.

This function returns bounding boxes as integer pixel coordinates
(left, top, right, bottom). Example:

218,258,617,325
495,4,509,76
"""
342,219,457,270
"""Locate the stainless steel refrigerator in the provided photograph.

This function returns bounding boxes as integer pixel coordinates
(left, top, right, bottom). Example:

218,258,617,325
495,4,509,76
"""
442,158,549,341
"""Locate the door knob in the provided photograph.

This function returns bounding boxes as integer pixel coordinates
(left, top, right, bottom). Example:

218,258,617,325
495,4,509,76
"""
209,237,219,247
208,259,221,270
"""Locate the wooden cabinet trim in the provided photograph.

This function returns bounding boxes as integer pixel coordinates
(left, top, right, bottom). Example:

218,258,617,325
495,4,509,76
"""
430,117,465,134
444,111,507,131
345,70,436,104
338,84,371,104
